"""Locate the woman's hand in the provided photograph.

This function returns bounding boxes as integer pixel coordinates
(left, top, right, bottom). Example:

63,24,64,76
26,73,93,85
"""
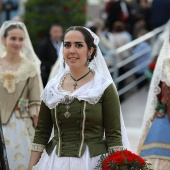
33,115,38,128
28,151,42,170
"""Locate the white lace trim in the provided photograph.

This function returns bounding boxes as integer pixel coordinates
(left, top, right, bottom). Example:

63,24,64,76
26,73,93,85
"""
29,104,40,117
108,146,124,153
0,57,37,93
31,143,45,152
54,107,61,156
78,101,86,157
41,71,112,109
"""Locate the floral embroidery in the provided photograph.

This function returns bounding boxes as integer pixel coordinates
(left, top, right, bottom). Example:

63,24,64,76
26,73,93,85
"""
15,98,30,118
17,98,29,113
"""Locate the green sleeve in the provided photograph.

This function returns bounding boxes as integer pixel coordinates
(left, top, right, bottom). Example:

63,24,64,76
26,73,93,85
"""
102,83,123,147
33,101,53,146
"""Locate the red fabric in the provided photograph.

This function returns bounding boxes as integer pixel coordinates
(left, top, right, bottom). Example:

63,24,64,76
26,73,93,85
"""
105,1,113,13
160,82,170,120
121,12,127,22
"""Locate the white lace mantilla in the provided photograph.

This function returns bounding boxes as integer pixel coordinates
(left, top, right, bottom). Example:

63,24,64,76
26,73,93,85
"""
0,58,37,93
137,30,170,154
161,58,170,86
41,71,112,109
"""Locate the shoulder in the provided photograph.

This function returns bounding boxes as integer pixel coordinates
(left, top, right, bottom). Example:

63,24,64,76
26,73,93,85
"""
22,58,36,69
94,72,116,94
19,58,38,77
104,83,117,94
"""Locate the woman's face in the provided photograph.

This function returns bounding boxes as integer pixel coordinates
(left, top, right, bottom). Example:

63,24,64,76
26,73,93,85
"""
3,28,25,55
63,30,93,69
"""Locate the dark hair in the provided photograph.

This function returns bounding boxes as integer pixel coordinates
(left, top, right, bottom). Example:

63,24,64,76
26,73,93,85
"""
62,26,97,62
4,25,24,38
88,26,98,35
112,21,125,32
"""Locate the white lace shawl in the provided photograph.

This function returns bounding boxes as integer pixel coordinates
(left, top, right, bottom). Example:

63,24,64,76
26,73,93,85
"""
41,70,130,150
41,71,112,109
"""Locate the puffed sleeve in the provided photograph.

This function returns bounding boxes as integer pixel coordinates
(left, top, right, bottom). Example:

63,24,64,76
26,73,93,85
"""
102,83,123,152
31,101,53,152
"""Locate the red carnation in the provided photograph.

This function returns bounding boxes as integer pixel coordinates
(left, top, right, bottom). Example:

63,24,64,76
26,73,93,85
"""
149,62,156,70
137,156,146,166
98,149,151,170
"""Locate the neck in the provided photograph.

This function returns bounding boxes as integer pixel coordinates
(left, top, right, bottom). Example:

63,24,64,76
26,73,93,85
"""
4,52,21,62
70,67,90,80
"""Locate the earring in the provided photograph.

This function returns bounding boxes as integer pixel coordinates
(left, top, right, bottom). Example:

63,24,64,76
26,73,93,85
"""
86,56,91,66
63,58,65,68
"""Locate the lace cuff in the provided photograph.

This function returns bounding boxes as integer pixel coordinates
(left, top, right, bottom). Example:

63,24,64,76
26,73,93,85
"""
31,143,45,152
108,146,124,154
29,104,40,117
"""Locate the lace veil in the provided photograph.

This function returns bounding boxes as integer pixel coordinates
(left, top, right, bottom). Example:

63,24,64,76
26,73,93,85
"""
138,25,170,153
42,26,130,150
0,20,41,74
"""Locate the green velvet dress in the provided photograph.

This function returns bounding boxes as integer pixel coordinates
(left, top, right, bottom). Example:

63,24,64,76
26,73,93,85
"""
32,73,123,170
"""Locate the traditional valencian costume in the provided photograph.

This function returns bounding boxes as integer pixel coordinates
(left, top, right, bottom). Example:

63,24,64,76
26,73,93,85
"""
31,27,130,169
0,21,42,170
138,28,170,170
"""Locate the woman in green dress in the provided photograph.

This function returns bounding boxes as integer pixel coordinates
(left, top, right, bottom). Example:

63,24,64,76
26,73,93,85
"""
29,26,130,170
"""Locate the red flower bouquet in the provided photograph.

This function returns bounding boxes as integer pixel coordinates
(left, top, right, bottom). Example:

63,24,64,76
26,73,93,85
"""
95,150,151,170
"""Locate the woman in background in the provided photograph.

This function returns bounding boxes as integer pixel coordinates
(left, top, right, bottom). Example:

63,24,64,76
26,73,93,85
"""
138,30,170,170
0,21,43,170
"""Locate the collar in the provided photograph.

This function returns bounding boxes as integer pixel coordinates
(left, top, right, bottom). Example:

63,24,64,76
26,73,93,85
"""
41,71,112,109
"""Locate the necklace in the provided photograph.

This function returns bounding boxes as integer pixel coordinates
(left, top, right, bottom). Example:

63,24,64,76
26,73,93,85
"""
70,69,91,89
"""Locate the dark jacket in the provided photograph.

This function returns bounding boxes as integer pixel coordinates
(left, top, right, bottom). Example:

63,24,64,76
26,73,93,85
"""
36,36,58,87
106,0,133,31
150,0,170,29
